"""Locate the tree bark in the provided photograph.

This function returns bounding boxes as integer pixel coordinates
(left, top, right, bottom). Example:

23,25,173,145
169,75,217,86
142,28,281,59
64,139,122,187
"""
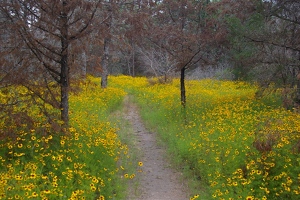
60,1,69,125
180,67,186,107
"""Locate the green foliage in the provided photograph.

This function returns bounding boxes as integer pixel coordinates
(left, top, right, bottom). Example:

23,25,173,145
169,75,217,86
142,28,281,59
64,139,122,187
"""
226,12,265,80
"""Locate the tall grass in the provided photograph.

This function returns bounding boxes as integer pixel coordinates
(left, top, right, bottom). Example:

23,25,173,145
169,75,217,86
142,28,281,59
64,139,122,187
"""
111,75,300,200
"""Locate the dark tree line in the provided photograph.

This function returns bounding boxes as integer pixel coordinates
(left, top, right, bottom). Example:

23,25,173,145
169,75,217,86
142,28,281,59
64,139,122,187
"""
224,0,300,103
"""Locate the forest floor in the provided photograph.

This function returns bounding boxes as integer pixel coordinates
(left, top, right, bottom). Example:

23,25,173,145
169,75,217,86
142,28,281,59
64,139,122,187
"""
120,95,189,200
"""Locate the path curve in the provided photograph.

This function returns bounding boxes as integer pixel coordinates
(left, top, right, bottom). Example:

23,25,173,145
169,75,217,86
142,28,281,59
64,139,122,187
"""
123,96,188,200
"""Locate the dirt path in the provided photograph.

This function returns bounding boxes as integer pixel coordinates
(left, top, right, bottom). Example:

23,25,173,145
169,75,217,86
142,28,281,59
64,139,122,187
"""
122,96,189,200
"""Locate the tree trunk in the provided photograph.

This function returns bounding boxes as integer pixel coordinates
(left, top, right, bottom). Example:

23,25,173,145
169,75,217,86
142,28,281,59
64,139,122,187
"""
127,57,131,75
180,67,186,107
297,54,300,104
60,1,69,126
82,51,87,78
296,71,300,104
101,37,110,88
101,4,112,88
132,44,135,77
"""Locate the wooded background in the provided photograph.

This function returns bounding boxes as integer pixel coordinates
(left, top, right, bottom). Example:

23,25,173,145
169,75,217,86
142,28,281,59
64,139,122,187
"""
1,0,300,126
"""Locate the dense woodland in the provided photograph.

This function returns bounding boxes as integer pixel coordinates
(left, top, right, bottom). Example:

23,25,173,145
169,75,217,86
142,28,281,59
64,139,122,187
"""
1,0,300,127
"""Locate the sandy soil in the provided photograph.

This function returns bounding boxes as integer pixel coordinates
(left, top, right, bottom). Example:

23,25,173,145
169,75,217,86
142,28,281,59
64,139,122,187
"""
122,96,189,200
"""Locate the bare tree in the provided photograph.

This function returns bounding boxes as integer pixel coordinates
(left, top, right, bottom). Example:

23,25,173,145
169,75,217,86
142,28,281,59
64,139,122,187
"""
141,0,227,107
138,46,177,80
0,0,102,126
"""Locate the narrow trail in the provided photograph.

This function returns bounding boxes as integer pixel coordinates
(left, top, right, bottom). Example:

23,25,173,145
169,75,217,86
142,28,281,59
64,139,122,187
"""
123,96,189,200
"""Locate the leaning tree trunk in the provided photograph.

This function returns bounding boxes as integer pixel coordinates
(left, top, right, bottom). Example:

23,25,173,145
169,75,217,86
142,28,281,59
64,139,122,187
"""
60,1,69,126
180,67,186,107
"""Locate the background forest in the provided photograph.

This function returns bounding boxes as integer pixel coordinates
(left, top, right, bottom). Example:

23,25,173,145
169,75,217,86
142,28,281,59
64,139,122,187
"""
0,0,300,199
1,0,300,124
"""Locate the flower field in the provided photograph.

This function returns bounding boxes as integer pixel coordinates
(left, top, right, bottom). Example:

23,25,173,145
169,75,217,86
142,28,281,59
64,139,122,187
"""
1,75,299,200
0,76,139,199
110,75,300,200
